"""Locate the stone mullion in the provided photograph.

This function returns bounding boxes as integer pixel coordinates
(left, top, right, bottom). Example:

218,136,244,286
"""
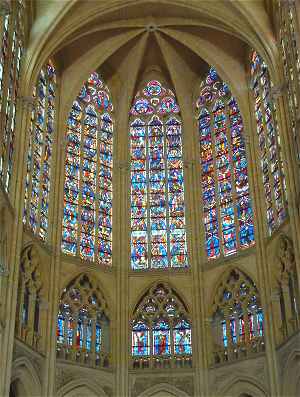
163,116,171,267
94,115,101,264
2,12,17,190
0,4,13,178
210,104,224,257
245,73,281,396
259,74,280,228
24,99,35,227
0,8,10,120
76,112,85,258
36,73,48,236
146,116,151,270
224,103,240,251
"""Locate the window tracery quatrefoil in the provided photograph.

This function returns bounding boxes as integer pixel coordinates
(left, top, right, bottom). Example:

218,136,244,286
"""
211,269,264,364
56,274,110,369
130,80,188,271
131,283,192,369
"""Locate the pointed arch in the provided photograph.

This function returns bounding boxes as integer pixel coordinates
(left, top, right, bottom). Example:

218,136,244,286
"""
129,80,188,270
210,268,265,365
138,383,190,397
218,376,267,397
56,273,110,369
61,72,113,267
23,59,57,240
11,356,42,397
130,282,192,369
196,67,255,261
57,379,109,397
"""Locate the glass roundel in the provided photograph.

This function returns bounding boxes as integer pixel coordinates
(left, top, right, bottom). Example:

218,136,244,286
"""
196,68,255,260
61,72,113,266
129,80,188,270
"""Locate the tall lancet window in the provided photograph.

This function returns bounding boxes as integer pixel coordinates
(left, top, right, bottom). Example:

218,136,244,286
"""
196,68,255,261
0,0,25,192
278,1,300,165
130,80,188,270
23,60,56,240
250,51,287,234
61,72,113,267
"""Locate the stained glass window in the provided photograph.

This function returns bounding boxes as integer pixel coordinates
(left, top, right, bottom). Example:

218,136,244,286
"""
61,72,113,266
250,51,287,234
130,80,188,270
278,1,300,166
0,14,10,113
56,274,110,368
131,283,192,368
196,68,255,261
23,60,56,241
212,269,265,364
0,0,25,192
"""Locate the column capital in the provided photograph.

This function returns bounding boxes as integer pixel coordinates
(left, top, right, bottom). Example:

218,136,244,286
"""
270,84,288,100
18,96,35,111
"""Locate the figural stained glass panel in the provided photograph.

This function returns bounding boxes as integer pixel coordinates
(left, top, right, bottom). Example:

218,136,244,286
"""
131,283,192,365
0,0,25,192
196,68,255,260
130,80,188,270
61,72,113,266
250,51,287,234
23,60,56,240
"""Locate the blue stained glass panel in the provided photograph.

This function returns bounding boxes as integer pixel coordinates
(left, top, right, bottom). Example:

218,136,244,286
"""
153,321,171,355
130,81,188,270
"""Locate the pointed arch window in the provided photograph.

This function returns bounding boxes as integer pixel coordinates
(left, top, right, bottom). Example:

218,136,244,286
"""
278,1,300,166
211,269,264,365
56,274,110,368
61,72,113,266
250,51,287,234
131,283,192,369
130,80,188,270
23,60,56,240
0,0,25,192
196,68,255,261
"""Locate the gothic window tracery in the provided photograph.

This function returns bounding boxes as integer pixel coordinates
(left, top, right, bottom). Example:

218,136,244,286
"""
211,269,264,365
131,283,192,369
56,274,110,369
250,51,287,234
196,68,255,261
61,72,113,266
15,245,43,351
130,80,188,270
23,60,56,241
278,0,300,166
0,0,25,192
